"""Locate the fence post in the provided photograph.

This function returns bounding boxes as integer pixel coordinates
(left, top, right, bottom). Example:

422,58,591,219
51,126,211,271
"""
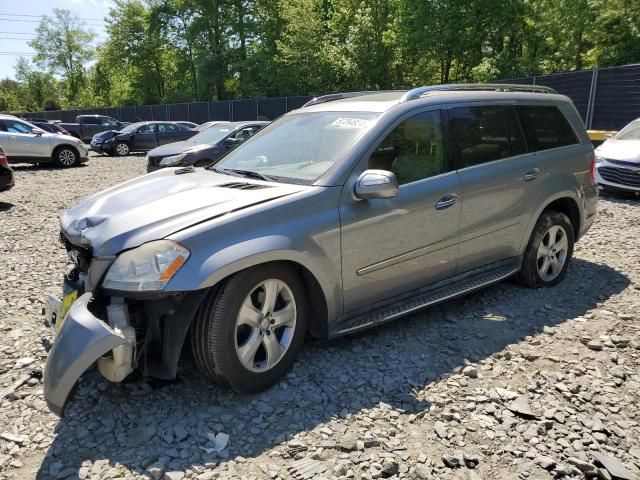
586,68,599,130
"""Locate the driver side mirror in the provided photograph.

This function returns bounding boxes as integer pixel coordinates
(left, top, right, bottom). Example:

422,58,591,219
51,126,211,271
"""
224,137,241,148
31,127,46,136
354,170,399,200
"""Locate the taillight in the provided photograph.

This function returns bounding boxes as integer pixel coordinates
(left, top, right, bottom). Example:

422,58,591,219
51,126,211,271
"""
0,152,8,168
589,152,596,184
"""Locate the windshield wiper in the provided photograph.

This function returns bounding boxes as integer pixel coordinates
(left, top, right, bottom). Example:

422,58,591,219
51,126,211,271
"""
222,168,277,182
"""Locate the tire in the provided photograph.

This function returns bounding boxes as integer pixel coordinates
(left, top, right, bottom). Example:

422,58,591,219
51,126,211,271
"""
114,142,130,156
191,264,307,393
53,146,79,168
515,210,574,288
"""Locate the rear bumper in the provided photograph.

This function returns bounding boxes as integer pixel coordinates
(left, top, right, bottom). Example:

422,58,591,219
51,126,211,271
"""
43,292,129,416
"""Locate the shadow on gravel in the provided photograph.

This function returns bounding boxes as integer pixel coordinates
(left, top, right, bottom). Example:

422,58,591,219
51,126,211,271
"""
36,258,630,479
10,164,87,171
0,201,13,212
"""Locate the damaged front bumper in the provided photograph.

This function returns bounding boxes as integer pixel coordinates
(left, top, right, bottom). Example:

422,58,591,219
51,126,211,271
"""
43,293,134,417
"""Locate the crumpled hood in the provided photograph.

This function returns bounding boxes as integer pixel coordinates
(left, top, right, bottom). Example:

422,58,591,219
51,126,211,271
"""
61,169,306,256
92,130,118,141
147,140,217,158
596,139,640,163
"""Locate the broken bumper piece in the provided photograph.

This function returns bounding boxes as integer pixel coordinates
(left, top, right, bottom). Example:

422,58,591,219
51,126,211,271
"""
43,293,130,417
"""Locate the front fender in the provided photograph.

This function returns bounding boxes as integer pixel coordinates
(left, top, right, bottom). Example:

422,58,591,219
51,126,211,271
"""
168,236,342,322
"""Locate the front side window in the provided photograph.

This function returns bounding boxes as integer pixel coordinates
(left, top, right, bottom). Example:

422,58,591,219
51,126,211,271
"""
516,105,578,151
137,124,156,134
448,106,514,169
368,111,445,185
213,111,380,184
2,119,33,134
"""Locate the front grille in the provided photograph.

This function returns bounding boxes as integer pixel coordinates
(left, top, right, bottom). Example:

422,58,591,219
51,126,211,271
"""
148,156,161,167
598,166,640,188
60,231,93,272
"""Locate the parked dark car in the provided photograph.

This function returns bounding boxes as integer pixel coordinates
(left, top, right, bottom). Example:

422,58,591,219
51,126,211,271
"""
61,115,130,143
22,119,71,136
0,146,15,192
176,121,199,130
91,121,198,156
147,121,268,171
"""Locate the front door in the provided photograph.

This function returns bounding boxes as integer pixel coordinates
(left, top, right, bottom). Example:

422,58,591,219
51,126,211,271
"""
133,123,159,151
157,123,186,145
0,118,51,160
340,109,462,313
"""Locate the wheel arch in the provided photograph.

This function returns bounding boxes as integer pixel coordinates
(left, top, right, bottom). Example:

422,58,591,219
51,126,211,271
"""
518,192,582,255
52,143,80,162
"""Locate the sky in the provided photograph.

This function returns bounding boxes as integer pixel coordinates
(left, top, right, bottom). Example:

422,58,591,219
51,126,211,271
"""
0,0,114,80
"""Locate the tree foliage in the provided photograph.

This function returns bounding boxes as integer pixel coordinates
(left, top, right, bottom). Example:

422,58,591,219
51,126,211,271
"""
1,0,639,112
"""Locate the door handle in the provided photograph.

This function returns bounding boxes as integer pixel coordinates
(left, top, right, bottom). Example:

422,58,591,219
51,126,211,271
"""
435,194,458,210
524,168,540,181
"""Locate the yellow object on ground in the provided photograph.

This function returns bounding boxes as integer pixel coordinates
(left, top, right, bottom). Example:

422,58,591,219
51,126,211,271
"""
587,130,617,141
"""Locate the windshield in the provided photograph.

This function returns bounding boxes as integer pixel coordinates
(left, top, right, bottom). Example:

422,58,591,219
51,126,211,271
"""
118,123,141,134
190,123,234,144
616,120,640,140
212,112,380,183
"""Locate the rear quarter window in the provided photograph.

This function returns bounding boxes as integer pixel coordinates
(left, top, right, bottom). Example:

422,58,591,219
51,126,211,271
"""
516,105,579,151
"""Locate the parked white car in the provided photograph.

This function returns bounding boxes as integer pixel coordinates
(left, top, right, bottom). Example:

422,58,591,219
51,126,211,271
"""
595,118,640,194
0,115,89,167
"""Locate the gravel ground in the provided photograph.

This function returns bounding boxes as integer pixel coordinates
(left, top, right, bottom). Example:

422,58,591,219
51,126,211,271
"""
0,154,639,480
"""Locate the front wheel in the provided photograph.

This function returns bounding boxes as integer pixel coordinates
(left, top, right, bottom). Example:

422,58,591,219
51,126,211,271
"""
516,210,574,288
114,142,130,156
191,264,307,393
53,146,79,167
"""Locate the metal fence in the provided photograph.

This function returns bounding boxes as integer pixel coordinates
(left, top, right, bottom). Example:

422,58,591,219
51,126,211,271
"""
495,63,640,131
12,63,640,131
15,96,314,125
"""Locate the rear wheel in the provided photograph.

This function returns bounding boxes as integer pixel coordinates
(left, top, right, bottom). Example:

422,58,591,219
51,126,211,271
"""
191,264,307,393
53,146,79,168
516,210,574,288
114,142,130,156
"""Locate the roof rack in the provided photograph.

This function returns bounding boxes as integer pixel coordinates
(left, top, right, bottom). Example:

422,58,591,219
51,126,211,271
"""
400,83,557,102
302,91,400,108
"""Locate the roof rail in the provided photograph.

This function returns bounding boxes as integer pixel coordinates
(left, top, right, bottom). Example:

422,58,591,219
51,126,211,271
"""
400,83,557,102
302,91,400,108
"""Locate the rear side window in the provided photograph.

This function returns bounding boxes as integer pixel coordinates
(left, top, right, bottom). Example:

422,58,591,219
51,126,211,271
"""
448,106,525,169
82,117,101,125
516,106,578,151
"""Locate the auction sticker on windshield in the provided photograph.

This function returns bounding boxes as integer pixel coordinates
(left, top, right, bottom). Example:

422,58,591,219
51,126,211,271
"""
330,117,373,129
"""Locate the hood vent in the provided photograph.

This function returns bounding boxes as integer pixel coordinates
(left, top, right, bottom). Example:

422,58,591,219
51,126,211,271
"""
174,166,195,175
217,182,272,190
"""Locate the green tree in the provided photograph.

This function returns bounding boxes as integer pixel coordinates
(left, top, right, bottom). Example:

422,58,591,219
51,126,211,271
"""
29,8,95,104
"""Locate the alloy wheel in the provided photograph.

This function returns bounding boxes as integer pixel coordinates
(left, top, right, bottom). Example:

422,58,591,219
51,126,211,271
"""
234,279,297,372
536,225,568,282
58,149,76,166
116,143,129,156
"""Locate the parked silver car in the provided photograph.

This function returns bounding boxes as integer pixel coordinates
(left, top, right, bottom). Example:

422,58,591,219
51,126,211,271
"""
595,117,640,194
43,84,598,416
0,115,89,167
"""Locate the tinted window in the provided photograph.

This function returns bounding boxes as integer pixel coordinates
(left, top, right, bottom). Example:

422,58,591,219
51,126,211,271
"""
82,117,101,125
505,107,527,156
369,111,445,185
102,117,119,126
448,106,515,169
516,106,578,151
137,124,156,134
2,119,33,133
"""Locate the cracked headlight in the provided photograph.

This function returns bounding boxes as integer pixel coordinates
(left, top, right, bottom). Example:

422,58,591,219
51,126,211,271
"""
159,153,187,167
102,240,190,291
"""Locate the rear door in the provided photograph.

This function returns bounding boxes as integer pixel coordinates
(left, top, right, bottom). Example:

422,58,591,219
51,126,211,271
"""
448,103,539,273
157,123,188,145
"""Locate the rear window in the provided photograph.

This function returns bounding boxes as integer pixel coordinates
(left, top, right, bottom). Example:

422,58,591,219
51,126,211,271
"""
516,106,579,151
448,106,526,169
81,117,101,125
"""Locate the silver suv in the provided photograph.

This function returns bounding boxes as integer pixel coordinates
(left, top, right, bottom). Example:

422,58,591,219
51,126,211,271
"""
43,84,598,416
0,115,88,167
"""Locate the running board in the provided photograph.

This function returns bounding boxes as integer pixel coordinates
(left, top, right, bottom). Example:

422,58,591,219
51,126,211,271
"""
331,261,520,337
